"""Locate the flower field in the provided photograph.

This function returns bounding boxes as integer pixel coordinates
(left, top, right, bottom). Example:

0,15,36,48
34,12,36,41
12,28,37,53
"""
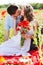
0,8,43,65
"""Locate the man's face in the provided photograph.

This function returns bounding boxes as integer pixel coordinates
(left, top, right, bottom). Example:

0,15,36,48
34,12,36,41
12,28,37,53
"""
12,9,19,19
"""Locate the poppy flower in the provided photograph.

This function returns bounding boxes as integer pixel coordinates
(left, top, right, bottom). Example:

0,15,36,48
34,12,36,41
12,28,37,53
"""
0,56,5,63
17,20,30,31
1,10,6,16
16,20,30,46
21,20,30,28
34,12,38,15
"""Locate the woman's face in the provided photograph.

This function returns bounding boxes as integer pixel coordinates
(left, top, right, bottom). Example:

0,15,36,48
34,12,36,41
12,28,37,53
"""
21,6,25,16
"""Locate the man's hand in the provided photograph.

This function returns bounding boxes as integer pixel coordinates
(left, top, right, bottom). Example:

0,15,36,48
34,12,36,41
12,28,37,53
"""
4,30,9,41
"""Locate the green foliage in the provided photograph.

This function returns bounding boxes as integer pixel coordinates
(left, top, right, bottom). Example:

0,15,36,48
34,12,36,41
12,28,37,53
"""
30,3,43,9
0,3,43,9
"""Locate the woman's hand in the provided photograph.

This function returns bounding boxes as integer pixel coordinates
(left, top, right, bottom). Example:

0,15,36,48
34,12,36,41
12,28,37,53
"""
25,34,33,39
22,34,33,39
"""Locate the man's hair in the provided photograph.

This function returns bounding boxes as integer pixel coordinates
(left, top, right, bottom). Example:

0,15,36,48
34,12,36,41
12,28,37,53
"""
7,5,18,15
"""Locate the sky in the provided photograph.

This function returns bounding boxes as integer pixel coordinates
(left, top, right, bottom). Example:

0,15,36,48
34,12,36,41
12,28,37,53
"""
0,0,43,5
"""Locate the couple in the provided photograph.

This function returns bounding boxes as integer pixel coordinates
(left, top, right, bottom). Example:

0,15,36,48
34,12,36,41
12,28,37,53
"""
0,5,36,56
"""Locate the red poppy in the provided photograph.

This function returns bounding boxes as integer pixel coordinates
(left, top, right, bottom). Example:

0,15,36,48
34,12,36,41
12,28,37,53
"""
34,12,38,15
41,45,43,49
21,20,30,28
18,22,22,26
17,20,30,31
21,31,25,34
16,27,20,31
1,10,6,16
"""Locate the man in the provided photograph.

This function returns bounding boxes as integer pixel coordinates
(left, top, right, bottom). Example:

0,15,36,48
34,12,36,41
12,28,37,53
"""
4,5,21,41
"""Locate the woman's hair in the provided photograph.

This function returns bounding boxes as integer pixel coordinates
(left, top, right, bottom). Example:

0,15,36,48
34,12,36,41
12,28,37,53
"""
7,5,18,15
20,15,24,22
24,5,34,22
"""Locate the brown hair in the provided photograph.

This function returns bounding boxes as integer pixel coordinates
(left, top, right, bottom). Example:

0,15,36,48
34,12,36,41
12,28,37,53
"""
24,5,34,22
7,5,18,15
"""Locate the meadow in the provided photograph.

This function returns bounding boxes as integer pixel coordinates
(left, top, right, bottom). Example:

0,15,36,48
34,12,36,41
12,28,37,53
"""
0,8,43,44
0,7,43,64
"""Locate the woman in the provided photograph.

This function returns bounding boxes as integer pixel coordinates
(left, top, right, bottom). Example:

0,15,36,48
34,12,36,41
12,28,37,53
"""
19,5,34,55
0,5,37,56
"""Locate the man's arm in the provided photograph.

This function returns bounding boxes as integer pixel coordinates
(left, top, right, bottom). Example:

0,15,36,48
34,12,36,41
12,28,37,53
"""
13,19,17,36
4,30,9,41
4,16,10,41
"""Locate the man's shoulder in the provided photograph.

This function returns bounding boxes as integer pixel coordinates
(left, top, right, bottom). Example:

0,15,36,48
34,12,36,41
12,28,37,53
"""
5,15,11,19
5,15,13,23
